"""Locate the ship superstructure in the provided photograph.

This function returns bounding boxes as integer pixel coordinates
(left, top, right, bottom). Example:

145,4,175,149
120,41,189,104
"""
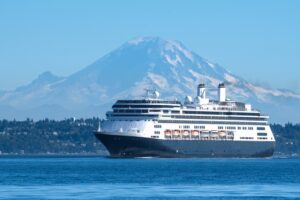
95,83,275,157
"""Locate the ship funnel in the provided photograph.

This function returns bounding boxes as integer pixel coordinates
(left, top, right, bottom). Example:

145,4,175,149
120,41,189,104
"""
218,83,226,102
197,83,206,98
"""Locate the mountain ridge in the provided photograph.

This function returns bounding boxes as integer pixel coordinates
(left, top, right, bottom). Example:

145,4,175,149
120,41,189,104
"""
0,36,300,123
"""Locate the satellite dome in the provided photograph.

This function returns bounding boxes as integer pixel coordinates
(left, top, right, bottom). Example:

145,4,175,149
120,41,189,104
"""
153,91,160,99
185,96,193,104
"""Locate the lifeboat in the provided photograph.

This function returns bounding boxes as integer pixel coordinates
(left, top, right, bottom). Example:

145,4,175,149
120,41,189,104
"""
200,130,209,137
164,130,172,137
191,130,200,136
172,130,181,138
210,130,219,137
218,131,226,137
227,131,234,136
182,130,190,137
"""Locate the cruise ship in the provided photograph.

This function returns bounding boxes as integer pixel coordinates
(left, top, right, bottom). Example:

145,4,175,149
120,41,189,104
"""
95,83,275,158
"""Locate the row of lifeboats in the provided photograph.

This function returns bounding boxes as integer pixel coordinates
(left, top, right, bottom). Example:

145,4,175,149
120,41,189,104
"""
164,129,229,138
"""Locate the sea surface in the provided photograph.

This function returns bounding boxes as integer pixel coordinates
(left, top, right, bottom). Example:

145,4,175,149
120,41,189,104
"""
0,156,299,199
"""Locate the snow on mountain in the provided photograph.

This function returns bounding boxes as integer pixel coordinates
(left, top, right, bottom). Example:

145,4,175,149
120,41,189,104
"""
0,36,300,122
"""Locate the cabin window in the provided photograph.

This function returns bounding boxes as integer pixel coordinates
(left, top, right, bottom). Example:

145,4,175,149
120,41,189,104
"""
226,126,236,130
240,137,253,140
150,110,161,112
240,137,254,140
257,132,267,136
257,137,268,140
171,110,180,114
257,127,266,130
194,125,205,129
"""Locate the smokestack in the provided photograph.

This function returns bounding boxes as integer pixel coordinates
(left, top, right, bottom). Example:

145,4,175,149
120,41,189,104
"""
197,83,206,98
218,83,226,102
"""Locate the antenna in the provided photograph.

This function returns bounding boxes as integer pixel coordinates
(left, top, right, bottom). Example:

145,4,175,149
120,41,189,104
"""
144,87,159,99
144,88,150,98
199,76,205,85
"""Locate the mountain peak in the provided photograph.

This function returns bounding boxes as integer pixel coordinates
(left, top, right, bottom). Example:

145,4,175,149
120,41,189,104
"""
1,37,300,122
126,36,188,50
127,36,162,45
14,71,63,92
34,71,62,84
37,71,57,80
123,36,196,66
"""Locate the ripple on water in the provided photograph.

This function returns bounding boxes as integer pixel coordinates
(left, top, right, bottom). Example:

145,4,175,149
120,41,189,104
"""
0,157,300,199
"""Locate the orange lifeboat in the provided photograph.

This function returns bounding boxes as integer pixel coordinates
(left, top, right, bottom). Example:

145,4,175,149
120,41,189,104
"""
182,130,190,137
191,130,199,137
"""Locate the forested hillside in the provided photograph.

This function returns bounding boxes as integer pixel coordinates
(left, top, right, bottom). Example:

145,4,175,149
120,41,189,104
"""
0,118,299,156
0,118,106,155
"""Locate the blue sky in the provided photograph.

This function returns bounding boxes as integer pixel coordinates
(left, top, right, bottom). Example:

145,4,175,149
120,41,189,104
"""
0,0,300,92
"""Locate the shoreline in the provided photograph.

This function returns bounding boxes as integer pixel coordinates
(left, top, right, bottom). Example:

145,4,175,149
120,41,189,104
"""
0,152,109,158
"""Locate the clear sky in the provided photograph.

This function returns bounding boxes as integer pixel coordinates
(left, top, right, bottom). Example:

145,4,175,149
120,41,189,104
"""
0,0,300,92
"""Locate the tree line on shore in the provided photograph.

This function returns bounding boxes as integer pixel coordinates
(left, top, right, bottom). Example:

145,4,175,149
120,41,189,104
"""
0,118,299,156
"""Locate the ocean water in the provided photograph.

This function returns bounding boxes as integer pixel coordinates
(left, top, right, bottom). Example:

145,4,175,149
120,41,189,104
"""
0,157,299,199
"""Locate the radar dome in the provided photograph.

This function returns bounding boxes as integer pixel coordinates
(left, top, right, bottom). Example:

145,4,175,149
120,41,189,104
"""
153,91,160,99
185,96,193,104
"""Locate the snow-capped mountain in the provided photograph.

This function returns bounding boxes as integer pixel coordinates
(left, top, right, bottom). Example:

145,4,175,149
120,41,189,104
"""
1,36,300,123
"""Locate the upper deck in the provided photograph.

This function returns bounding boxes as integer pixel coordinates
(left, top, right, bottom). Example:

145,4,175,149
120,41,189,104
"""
105,83,270,125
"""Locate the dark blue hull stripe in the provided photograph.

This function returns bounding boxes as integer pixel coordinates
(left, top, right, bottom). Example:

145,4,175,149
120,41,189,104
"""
95,132,275,158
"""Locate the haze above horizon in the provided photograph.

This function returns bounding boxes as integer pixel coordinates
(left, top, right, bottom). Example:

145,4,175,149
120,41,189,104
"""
0,0,300,92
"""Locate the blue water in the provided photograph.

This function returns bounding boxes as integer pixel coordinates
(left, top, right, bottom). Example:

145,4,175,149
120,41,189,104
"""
0,157,300,199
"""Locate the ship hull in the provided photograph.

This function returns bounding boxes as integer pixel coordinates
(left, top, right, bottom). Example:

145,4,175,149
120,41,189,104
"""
95,132,275,158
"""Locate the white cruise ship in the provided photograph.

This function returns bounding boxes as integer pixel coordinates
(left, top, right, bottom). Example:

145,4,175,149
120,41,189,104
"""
95,83,275,157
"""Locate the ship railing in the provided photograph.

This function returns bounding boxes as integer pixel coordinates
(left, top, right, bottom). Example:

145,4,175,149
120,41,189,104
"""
164,129,236,141
164,134,234,141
